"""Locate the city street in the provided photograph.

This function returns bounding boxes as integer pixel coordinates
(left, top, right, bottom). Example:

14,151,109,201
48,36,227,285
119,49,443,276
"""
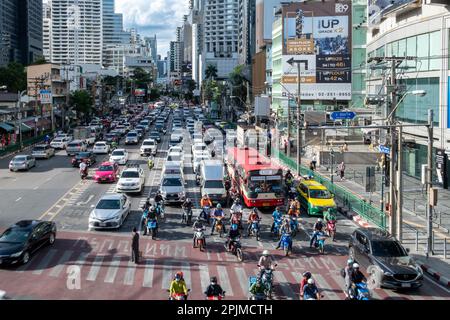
0,112,449,300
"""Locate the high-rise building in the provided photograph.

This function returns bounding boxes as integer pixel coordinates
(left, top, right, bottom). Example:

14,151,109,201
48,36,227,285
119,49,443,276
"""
169,41,182,77
144,35,158,63
255,0,282,53
238,0,256,66
50,0,103,65
42,1,52,61
0,0,43,67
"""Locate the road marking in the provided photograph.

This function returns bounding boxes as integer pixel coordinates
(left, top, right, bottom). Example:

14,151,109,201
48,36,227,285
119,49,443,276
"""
49,250,74,277
104,255,121,283
33,186,39,190
86,255,104,281
314,273,340,300
15,197,22,202
77,194,94,206
143,259,155,288
234,267,249,297
274,271,295,300
124,260,136,285
161,260,173,289
199,264,210,292
217,265,233,296
32,249,57,275
73,252,89,270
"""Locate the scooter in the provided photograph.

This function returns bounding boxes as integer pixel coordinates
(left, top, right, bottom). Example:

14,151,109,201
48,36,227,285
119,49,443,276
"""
147,219,158,239
279,232,293,256
147,157,154,170
248,276,267,300
155,202,165,222
213,216,225,237
193,227,206,251
226,237,243,262
200,206,211,225
256,265,276,299
141,209,149,235
167,289,190,300
289,216,299,237
80,168,88,180
205,291,226,300
248,220,261,241
326,220,337,241
349,282,370,300
272,218,282,239
181,206,193,225
230,212,243,230
312,231,326,254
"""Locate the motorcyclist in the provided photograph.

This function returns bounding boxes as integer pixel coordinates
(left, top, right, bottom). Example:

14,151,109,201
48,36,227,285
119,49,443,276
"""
79,160,88,178
247,208,261,235
258,250,277,279
169,271,188,300
285,169,294,185
226,223,241,252
230,198,243,228
270,207,283,233
154,190,164,204
147,155,154,169
276,217,292,250
249,278,266,298
303,278,320,300
344,259,354,298
211,203,226,235
299,271,312,299
349,263,367,299
323,208,336,224
200,194,213,218
193,216,206,247
181,198,193,219
309,218,325,248
204,276,224,298
288,203,299,217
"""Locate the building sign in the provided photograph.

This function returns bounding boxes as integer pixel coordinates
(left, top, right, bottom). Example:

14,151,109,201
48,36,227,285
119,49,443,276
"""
39,90,52,104
281,1,351,100
134,89,146,97
436,149,448,189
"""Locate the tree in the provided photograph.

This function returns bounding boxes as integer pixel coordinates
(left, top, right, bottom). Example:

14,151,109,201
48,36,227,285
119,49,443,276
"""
132,67,151,87
205,64,218,80
0,62,27,92
229,64,247,109
149,88,161,101
69,90,93,123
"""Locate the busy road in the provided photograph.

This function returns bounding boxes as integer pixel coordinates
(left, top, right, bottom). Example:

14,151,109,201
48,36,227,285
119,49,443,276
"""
0,101,449,300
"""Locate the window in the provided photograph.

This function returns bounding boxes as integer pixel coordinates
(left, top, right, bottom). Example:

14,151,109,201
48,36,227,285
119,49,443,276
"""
429,31,441,70
406,36,417,70
416,33,429,71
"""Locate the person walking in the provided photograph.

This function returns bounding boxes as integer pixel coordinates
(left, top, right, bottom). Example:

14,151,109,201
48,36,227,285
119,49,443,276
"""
311,153,317,170
338,161,345,181
131,227,140,264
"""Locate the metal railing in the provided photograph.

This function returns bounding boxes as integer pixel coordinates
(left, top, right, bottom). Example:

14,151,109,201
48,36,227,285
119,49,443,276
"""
273,147,387,230
0,131,54,157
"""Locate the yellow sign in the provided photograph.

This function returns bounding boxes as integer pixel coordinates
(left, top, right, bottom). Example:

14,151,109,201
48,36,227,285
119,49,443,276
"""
282,76,316,84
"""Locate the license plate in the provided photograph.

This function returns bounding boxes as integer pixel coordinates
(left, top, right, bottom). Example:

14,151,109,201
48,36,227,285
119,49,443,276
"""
401,283,411,288
100,223,107,227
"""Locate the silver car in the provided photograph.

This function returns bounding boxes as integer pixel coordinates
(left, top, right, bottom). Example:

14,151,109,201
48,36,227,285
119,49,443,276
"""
66,140,87,156
31,144,55,159
160,175,186,204
9,155,36,171
89,194,131,229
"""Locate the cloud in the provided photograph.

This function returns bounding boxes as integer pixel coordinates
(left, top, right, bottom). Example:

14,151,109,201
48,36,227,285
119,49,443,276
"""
116,0,189,57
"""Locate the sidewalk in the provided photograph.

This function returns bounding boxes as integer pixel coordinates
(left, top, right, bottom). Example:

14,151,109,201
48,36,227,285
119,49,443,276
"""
272,149,450,288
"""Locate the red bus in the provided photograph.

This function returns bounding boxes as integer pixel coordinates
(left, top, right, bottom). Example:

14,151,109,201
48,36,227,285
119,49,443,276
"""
226,147,284,208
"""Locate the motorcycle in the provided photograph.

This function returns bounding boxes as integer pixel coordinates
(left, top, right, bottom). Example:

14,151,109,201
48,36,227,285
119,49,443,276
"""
312,231,326,254
230,211,243,230
214,216,225,237
141,209,149,235
155,202,165,222
279,232,293,256
206,292,226,300
248,276,267,300
260,268,274,299
326,219,337,241
289,216,299,237
248,220,261,241
226,237,243,262
181,206,193,225
349,282,370,300
272,218,282,239
193,227,206,251
200,206,211,225
147,219,158,239
80,167,88,180
147,157,154,170
167,289,190,300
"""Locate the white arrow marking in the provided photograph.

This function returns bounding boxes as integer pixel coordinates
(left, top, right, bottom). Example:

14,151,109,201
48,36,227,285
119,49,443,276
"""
77,194,94,206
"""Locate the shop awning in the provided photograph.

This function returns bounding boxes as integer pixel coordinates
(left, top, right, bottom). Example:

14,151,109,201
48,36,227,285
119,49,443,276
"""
0,122,14,132
5,122,32,133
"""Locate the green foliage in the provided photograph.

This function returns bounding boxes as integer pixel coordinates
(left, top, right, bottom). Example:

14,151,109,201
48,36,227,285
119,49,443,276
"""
149,88,161,101
0,62,27,92
69,90,93,121
229,64,247,108
205,64,218,80
132,67,151,88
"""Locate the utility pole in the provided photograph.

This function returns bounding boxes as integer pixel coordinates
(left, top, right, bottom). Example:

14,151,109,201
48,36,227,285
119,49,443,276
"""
426,109,434,257
388,59,397,237
296,62,302,176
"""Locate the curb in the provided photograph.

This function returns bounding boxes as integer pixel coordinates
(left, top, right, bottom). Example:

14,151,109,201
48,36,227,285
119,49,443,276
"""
418,261,450,288
352,215,370,228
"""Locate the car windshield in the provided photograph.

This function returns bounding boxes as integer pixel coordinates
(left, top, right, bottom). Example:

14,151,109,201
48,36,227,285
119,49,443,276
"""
77,152,90,158
127,133,137,137
68,143,80,147
371,241,408,257
162,178,182,186
122,171,139,178
52,139,62,142
0,228,30,243
143,141,155,146
112,151,124,156
204,180,224,189
13,156,27,162
309,189,332,199
95,143,106,147
96,199,121,210
33,146,46,151
98,165,114,172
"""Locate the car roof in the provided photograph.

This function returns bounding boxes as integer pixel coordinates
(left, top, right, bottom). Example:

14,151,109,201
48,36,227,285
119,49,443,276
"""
113,148,126,152
95,141,106,144
34,144,48,147
143,139,155,142
122,167,140,172
69,140,84,143
301,180,327,189
11,220,44,230
354,227,395,241
99,193,124,200
100,161,114,166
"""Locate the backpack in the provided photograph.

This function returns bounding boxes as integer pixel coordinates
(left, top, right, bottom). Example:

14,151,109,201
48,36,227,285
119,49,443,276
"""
340,268,346,278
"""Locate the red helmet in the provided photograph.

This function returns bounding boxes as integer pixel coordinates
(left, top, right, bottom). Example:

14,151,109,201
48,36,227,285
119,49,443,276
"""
175,271,183,279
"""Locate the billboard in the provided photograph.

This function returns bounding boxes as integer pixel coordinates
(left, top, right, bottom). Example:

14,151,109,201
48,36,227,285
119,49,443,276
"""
134,89,146,97
39,90,52,104
281,1,352,100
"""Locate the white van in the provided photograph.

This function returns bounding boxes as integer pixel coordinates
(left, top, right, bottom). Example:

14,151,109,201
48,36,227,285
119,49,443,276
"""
199,159,227,205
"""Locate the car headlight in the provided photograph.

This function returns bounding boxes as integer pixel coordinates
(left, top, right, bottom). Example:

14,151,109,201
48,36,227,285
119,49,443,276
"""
10,251,23,258
384,271,394,277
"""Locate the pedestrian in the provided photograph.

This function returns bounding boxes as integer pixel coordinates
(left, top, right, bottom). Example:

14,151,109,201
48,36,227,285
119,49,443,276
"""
338,161,345,181
284,139,288,154
311,153,317,170
131,227,140,264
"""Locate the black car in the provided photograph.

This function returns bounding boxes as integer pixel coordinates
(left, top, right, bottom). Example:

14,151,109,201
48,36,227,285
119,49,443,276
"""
0,220,57,266
149,131,161,142
348,228,423,290
71,151,96,167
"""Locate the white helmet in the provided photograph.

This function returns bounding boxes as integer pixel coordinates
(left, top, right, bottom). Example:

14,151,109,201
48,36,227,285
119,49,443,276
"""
318,218,322,222
307,278,314,285
262,250,269,256
347,259,353,265
353,263,360,269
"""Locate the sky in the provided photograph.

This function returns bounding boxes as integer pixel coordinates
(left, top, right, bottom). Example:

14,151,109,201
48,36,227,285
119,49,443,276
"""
116,0,190,57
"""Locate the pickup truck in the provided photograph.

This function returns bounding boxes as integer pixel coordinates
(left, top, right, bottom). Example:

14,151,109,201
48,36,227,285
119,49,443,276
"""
140,139,157,156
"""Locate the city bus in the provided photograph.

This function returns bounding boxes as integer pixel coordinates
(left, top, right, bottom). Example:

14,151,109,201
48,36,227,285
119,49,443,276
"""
226,147,284,208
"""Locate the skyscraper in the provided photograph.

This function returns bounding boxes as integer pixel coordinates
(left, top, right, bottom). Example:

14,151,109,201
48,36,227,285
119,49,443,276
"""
144,35,158,63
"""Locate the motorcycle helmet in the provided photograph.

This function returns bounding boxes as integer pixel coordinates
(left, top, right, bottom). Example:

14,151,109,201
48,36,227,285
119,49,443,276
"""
186,198,190,202
353,263,360,269
302,271,312,279
307,278,315,285
318,218,323,222
262,250,269,256
216,203,222,209
175,271,183,280
210,276,217,284
347,259,354,266
231,223,238,231
234,198,241,205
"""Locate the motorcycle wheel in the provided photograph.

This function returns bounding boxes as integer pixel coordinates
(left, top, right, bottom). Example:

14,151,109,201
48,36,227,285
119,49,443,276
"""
256,231,260,242
319,243,324,254
219,228,224,238
193,236,197,248
199,240,204,252
285,246,289,257
236,248,243,262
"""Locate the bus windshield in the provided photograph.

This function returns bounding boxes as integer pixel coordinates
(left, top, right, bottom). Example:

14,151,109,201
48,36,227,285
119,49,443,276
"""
246,174,282,194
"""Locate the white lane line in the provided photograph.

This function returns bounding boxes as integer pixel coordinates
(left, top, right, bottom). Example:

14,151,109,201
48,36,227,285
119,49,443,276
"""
161,260,173,289
15,197,22,202
314,274,340,300
217,265,234,297
86,255,105,281
32,249,57,275
234,267,249,297
274,270,295,300
143,259,155,288
424,274,450,295
124,260,136,286
49,250,74,277
104,255,122,283
199,265,210,293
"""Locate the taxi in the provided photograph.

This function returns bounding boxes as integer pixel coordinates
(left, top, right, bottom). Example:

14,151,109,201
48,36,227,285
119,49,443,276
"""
296,179,336,216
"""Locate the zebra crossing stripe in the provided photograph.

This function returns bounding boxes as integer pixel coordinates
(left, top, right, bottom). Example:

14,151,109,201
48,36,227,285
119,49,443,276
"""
124,260,136,286
104,256,122,283
86,255,105,282
32,249,57,275
180,261,191,289
161,260,173,289
73,252,89,270
49,250,73,277
314,273,340,300
217,265,233,297
143,259,154,288
199,265,210,292
234,267,249,297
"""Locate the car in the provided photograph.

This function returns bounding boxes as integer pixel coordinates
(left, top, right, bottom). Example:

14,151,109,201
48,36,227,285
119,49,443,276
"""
149,131,161,143
168,145,183,154
109,149,129,165
31,144,55,159
116,166,145,194
50,137,70,149
0,220,56,266
93,161,120,183
135,128,144,139
159,175,186,204
125,131,139,145
297,180,337,216
192,151,211,174
71,152,96,167
155,123,165,134
348,228,424,290
66,140,87,156
116,125,127,136
140,139,157,156
89,194,131,230
92,141,110,154
192,142,207,155
169,136,182,147
9,155,36,171
166,151,183,162
104,133,119,145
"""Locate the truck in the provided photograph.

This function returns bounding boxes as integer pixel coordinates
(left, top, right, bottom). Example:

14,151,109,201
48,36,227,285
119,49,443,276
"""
73,127,96,145
199,160,227,205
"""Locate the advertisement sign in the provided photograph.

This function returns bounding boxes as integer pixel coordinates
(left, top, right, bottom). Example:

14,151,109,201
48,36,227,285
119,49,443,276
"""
281,1,351,100
39,90,52,104
134,89,146,97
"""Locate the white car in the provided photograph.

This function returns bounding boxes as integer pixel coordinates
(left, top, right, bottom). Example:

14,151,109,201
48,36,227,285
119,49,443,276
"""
89,194,131,229
192,142,207,155
92,141,110,154
116,166,145,194
192,151,210,174
50,137,70,149
140,139,157,156
168,145,183,154
167,150,183,162
109,149,129,165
